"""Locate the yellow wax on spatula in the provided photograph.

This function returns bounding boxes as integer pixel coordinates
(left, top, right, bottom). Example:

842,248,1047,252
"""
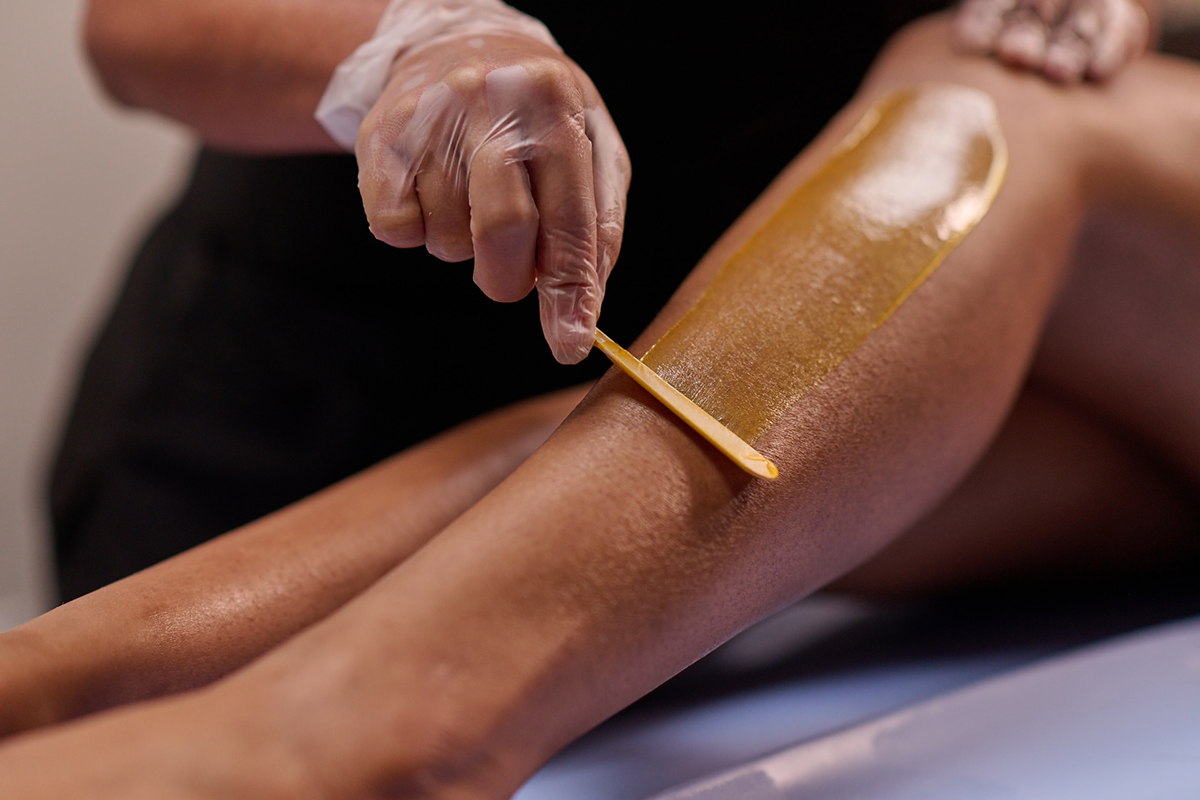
592,329,779,480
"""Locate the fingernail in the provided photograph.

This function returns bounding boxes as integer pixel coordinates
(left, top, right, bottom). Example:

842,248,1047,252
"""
555,310,596,363
541,288,597,364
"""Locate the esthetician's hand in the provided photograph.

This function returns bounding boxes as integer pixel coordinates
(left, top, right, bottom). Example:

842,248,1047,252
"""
357,33,631,365
954,0,1154,83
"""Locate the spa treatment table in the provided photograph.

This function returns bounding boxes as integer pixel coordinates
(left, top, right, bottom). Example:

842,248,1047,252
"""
516,580,1200,799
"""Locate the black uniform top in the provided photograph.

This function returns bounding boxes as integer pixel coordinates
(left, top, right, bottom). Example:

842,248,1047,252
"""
50,1,949,599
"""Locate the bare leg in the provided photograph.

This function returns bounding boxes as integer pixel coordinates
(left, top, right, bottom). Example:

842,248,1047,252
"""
0,386,584,738
1,17,1198,800
837,204,1200,593
1036,205,1200,484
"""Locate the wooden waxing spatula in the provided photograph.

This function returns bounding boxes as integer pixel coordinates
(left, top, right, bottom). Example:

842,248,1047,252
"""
592,329,778,480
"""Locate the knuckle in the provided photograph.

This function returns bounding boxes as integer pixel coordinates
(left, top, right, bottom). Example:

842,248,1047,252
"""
472,209,540,247
443,59,490,95
472,201,538,242
426,232,475,263
369,208,424,249
475,267,533,304
357,95,420,158
356,109,388,156
521,56,584,109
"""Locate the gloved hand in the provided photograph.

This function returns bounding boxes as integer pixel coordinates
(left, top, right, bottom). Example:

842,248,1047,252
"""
954,0,1153,83
317,0,630,365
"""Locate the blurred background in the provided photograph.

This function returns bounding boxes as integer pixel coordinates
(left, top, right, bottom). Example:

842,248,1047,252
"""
0,0,193,628
2,0,1199,631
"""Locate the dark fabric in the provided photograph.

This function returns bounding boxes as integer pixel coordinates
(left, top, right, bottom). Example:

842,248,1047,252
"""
49,1,950,600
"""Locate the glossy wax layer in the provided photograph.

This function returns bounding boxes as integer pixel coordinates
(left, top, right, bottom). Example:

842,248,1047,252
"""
642,85,1008,444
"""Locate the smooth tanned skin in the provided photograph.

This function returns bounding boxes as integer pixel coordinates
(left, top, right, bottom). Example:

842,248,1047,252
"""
643,86,1007,444
2,16,1200,799
0,387,585,737
837,205,1200,593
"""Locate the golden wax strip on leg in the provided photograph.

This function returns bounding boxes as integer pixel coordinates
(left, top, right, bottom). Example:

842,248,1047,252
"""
593,329,779,479
643,84,1008,445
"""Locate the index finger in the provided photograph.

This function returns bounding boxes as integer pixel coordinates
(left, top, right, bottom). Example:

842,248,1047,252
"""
528,114,601,365
491,59,603,364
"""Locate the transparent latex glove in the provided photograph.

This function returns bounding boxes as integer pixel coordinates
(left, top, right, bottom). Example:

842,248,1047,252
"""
954,0,1153,83
356,34,629,364
319,1,629,365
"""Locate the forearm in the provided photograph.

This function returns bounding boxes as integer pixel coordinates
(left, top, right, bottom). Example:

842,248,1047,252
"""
84,0,388,151
0,387,583,736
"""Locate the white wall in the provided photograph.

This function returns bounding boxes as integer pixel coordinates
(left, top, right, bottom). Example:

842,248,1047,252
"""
0,0,193,628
